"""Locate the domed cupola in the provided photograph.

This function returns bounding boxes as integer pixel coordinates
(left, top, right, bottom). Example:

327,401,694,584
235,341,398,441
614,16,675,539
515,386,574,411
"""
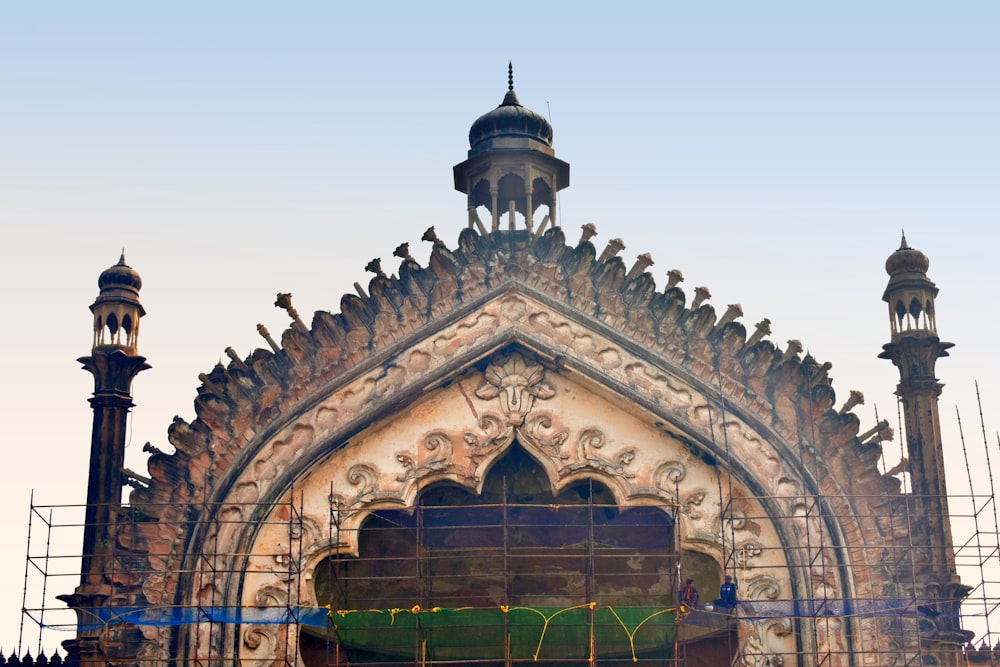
882,233,939,339
885,236,930,277
97,253,143,296
90,252,145,353
468,86,554,155
454,64,569,235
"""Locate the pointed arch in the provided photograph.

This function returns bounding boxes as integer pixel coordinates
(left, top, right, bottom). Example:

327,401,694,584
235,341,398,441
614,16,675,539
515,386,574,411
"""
127,226,900,664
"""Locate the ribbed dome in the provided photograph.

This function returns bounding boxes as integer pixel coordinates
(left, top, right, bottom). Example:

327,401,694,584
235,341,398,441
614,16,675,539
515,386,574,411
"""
885,235,930,276
98,253,142,293
468,88,553,151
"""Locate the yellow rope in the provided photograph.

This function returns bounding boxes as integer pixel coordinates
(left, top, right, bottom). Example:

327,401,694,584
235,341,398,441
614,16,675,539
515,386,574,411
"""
605,606,677,663
323,601,683,660
503,602,595,660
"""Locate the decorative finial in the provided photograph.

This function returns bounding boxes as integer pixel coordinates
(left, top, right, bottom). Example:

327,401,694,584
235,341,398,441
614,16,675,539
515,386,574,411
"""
508,62,514,91
118,249,127,265
665,269,684,291
743,318,772,350
691,286,711,309
274,293,308,334
839,390,865,415
899,229,908,249
422,226,446,248
393,242,412,261
365,258,386,278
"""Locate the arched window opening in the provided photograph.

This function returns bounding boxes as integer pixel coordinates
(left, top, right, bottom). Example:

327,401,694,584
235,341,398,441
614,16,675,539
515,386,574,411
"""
106,312,120,345
531,178,553,212
497,173,527,227
908,297,923,327
94,315,104,346
122,314,133,346
895,300,907,330
470,179,492,211
307,444,680,665
496,173,526,206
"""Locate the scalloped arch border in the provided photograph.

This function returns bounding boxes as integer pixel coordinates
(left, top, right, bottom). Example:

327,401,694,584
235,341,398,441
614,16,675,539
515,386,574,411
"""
128,226,902,662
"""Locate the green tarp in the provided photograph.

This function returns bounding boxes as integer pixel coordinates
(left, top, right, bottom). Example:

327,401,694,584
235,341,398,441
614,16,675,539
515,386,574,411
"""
327,605,676,661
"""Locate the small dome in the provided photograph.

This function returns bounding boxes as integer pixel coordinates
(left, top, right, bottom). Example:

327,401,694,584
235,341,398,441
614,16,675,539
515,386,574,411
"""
885,234,929,276
98,252,142,292
468,89,553,151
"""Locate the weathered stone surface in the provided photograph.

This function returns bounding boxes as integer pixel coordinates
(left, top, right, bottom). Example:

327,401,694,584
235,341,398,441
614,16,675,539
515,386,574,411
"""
120,227,907,664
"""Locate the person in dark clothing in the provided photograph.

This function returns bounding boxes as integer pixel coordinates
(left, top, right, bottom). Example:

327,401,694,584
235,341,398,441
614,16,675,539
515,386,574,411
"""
678,579,699,609
715,574,738,609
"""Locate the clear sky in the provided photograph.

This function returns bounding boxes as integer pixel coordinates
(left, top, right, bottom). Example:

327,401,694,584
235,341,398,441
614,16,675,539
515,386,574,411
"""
1,2,997,655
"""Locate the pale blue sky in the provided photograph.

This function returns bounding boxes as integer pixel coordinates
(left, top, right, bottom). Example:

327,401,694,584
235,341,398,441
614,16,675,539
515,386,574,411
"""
1,2,997,654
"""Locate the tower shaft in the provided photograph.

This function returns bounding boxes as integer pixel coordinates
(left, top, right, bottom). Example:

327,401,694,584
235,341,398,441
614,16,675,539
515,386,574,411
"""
78,350,149,586
59,254,148,667
881,338,955,574
879,235,971,660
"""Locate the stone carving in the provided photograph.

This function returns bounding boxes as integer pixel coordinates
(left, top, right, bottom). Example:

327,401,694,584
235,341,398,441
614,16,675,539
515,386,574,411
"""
654,459,687,488
126,227,885,664
739,616,793,667
679,489,708,520
330,463,394,512
423,430,454,463
464,413,514,468
475,351,555,425
576,427,605,460
395,451,416,482
395,431,474,486
746,575,782,601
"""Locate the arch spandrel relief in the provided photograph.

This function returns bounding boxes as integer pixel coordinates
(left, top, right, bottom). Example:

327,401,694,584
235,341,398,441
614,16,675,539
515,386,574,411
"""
202,292,824,526
143,285,879,665
230,343,830,665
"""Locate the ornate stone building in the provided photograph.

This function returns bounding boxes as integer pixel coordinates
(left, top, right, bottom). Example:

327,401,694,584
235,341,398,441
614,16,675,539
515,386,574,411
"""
58,72,975,666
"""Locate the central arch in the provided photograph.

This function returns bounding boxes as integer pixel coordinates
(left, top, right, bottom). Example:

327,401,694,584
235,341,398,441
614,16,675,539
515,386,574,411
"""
127,227,899,665
303,444,680,664
217,339,846,665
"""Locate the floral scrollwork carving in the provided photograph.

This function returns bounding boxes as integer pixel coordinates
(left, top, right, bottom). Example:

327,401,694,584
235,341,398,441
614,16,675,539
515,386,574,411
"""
465,413,514,467
680,489,707,520
395,431,461,484
345,463,379,505
243,625,276,652
254,584,288,607
745,574,781,601
613,448,637,478
475,352,555,425
523,414,570,460
654,460,687,490
576,428,606,460
738,613,792,667
557,427,637,480
395,452,416,482
423,431,453,460
331,463,396,515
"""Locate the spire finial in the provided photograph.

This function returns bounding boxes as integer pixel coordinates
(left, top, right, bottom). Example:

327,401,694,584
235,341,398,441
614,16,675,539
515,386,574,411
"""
508,62,514,92
899,229,909,250
118,248,127,266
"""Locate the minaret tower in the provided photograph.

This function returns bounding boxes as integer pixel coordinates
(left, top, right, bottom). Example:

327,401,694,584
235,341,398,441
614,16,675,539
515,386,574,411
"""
79,252,149,586
878,234,969,649
454,63,569,234
61,254,149,666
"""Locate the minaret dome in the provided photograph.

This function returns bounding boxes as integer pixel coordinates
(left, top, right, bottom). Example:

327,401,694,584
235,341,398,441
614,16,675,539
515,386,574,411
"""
90,252,145,353
882,233,938,340
454,63,570,235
